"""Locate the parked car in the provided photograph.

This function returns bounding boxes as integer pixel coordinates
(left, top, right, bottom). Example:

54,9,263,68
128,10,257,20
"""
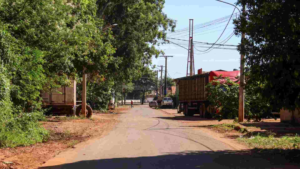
149,100,158,108
161,97,173,108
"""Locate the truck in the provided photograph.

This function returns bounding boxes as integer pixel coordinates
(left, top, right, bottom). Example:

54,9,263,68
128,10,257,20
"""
41,80,93,118
175,70,240,117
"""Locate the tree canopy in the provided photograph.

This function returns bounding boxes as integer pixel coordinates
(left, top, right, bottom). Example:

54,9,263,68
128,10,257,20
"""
234,0,300,110
0,0,175,147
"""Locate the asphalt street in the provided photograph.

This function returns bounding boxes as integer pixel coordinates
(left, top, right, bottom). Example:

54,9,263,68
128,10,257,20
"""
41,105,298,169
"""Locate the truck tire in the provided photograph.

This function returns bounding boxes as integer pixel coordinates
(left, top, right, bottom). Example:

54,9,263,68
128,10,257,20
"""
76,105,93,118
199,104,206,118
183,105,189,116
183,105,194,116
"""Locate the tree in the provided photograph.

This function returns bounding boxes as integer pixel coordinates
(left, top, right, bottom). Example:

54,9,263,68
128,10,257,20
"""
159,77,175,92
132,68,157,104
0,0,115,110
206,76,272,121
96,0,176,82
234,0,300,111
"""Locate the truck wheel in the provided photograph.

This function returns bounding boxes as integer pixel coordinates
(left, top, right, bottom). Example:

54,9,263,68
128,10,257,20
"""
183,105,188,116
177,105,181,113
76,105,93,118
199,104,206,118
188,111,194,116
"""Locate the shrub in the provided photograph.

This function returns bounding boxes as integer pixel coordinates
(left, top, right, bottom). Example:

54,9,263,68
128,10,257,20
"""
0,67,49,148
206,76,271,120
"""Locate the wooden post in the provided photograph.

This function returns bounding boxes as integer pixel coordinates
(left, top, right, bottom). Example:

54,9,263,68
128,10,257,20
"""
82,73,87,116
238,2,246,122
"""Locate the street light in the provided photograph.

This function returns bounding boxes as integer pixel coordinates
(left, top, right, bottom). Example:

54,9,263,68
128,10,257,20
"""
216,0,246,122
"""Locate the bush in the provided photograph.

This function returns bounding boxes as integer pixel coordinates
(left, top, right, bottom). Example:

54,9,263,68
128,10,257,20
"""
0,67,48,148
206,76,271,121
206,77,239,120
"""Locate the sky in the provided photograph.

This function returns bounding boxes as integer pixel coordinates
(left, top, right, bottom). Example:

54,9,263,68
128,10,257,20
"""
152,0,242,79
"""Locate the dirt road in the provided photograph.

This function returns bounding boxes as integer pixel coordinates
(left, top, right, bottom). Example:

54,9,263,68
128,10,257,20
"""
41,105,298,169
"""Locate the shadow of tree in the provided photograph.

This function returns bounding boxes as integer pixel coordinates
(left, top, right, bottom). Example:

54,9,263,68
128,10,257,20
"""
242,122,300,137
40,149,300,169
156,116,216,121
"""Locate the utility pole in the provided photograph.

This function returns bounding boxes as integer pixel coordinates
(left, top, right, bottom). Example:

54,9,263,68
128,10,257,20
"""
215,0,245,122
187,19,195,76
158,65,164,97
160,56,173,96
156,70,159,96
238,2,246,122
82,68,87,116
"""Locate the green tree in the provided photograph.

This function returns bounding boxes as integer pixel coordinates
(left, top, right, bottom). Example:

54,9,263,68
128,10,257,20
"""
159,77,175,92
96,0,176,82
133,68,157,104
206,76,271,121
234,0,300,112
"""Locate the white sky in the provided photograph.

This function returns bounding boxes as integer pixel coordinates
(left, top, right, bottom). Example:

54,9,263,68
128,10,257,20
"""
152,0,242,79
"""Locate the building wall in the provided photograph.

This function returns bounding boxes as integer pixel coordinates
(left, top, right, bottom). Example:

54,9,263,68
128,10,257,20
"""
280,108,300,124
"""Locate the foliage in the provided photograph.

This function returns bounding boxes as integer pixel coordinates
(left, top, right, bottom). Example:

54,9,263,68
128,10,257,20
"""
168,92,179,108
77,77,115,111
238,135,300,150
132,67,157,104
206,77,240,120
98,0,176,82
234,0,300,111
206,76,272,120
0,0,174,147
0,67,48,148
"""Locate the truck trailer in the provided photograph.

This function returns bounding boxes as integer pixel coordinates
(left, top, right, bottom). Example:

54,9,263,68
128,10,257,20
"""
175,70,240,117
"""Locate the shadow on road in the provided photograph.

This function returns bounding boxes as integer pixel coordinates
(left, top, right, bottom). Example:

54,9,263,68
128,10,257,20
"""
241,122,300,137
156,116,216,121
40,149,300,169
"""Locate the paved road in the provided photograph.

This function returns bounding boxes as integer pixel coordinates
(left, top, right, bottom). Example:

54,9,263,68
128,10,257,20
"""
41,105,298,169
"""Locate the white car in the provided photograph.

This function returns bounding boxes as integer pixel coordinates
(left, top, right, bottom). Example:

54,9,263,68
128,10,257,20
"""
161,97,173,107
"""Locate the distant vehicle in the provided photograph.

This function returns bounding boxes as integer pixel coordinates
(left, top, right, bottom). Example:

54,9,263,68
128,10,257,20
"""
161,97,173,108
149,100,158,108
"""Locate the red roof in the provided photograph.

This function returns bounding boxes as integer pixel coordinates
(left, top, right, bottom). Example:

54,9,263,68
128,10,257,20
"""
209,71,240,84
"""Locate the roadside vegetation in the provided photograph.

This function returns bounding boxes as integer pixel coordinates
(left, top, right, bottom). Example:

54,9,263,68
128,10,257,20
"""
238,135,300,149
206,77,272,121
210,123,300,150
0,0,174,148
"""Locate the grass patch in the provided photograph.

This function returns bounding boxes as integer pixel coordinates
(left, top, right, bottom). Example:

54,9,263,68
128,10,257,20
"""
67,140,79,148
238,135,300,149
48,130,74,141
45,116,87,122
211,124,248,133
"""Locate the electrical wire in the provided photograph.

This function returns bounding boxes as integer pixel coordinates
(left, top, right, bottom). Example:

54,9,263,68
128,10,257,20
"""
162,39,237,51
167,14,237,37
195,8,236,53
166,37,238,47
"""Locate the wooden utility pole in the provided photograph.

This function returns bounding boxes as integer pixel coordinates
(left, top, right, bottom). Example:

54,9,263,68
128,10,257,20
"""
156,70,159,96
238,2,246,122
160,56,173,96
82,70,87,116
159,65,164,97
216,0,246,122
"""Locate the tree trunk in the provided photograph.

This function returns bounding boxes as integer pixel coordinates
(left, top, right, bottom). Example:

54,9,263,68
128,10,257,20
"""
141,91,145,105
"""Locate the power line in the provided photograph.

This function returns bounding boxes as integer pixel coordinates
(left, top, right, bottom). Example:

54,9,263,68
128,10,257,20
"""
167,14,237,37
195,7,236,53
166,37,238,47
163,39,237,51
